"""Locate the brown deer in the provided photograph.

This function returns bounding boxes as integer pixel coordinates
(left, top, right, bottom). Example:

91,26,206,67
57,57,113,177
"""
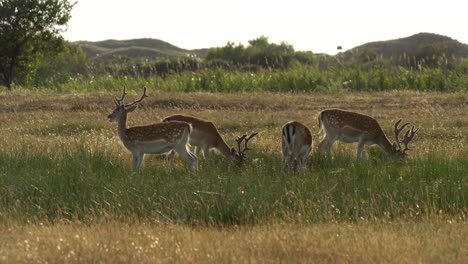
282,121,313,170
317,109,418,159
107,87,197,172
162,114,257,162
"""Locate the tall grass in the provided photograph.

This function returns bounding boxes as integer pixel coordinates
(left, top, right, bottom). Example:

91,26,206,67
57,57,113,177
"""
0,91,466,226
0,146,466,226
22,65,468,93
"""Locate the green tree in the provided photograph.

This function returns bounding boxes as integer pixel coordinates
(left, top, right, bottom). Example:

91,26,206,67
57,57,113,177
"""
33,43,89,86
206,36,297,69
0,0,74,90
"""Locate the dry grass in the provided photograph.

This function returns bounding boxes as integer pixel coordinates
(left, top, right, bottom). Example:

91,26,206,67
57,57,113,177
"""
0,221,466,263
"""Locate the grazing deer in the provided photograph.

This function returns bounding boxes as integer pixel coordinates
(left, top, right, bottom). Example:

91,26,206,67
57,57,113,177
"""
107,87,197,172
317,109,418,159
163,114,258,162
282,121,313,170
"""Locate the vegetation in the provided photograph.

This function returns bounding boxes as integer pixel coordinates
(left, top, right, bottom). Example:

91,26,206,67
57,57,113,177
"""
205,36,301,69
2,32,467,92
1,3,466,261
1,222,466,263
0,0,75,90
0,91,466,224
0,90,466,261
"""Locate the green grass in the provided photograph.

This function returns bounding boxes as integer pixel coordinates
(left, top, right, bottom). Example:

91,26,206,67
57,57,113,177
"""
17,65,468,93
0,90,466,227
0,136,466,226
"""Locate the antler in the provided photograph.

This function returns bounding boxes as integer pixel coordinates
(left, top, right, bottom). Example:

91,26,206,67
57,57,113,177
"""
236,132,258,161
394,119,409,151
400,126,418,154
124,86,149,107
394,119,418,154
114,86,128,105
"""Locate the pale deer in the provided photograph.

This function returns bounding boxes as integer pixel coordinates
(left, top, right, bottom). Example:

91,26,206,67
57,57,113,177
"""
282,121,313,170
107,87,197,172
317,109,418,159
162,114,257,162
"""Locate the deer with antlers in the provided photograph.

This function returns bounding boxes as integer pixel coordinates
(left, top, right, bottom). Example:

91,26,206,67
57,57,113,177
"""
282,121,313,170
162,114,257,162
317,109,418,159
107,87,197,172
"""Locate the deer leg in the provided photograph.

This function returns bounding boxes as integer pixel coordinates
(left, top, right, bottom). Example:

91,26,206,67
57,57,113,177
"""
317,138,326,154
167,150,175,161
202,144,210,161
132,152,144,172
289,157,296,170
282,154,293,170
319,135,335,158
194,146,203,158
168,150,175,172
175,145,198,172
287,152,296,169
357,138,366,159
295,156,304,171
281,140,290,169
188,150,198,172
299,145,311,171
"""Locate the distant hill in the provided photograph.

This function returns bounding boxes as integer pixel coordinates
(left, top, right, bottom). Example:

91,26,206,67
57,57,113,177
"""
341,33,468,61
73,38,208,61
73,33,468,63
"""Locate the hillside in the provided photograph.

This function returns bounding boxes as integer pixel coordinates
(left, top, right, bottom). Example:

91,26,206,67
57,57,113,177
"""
341,33,468,61
73,38,208,61
73,33,468,63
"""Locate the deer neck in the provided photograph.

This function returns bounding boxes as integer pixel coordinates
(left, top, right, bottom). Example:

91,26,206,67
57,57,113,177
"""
117,113,129,141
215,136,233,158
377,134,395,155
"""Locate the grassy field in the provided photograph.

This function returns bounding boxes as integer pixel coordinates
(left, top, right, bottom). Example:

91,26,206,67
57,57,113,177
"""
0,90,466,262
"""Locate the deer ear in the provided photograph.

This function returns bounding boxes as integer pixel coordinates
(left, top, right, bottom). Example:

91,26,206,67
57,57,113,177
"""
126,104,138,112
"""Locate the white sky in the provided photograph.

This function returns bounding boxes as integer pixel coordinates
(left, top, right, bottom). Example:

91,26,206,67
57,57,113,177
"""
63,0,468,55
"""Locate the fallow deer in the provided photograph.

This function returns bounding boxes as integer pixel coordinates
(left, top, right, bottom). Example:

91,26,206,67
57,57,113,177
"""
317,109,418,159
282,121,313,170
107,87,197,172
162,114,257,162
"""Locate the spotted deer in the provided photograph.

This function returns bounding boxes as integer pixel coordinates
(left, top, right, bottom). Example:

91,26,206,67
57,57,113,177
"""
282,121,313,170
317,109,418,159
163,114,257,162
107,87,197,172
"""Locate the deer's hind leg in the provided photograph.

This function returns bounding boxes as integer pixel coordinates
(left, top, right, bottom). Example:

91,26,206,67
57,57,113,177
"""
132,152,144,172
318,134,336,158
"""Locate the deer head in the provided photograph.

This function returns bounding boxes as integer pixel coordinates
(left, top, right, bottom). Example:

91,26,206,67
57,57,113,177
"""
231,132,258,162
392,119,418,157
108,86,148,122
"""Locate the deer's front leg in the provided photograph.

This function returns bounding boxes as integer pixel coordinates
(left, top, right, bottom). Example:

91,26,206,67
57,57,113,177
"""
168,150,175,172
356,137,366,160
202,144,210,160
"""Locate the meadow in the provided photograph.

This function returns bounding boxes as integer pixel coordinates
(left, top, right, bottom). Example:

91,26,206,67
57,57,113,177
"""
0,89,466,263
